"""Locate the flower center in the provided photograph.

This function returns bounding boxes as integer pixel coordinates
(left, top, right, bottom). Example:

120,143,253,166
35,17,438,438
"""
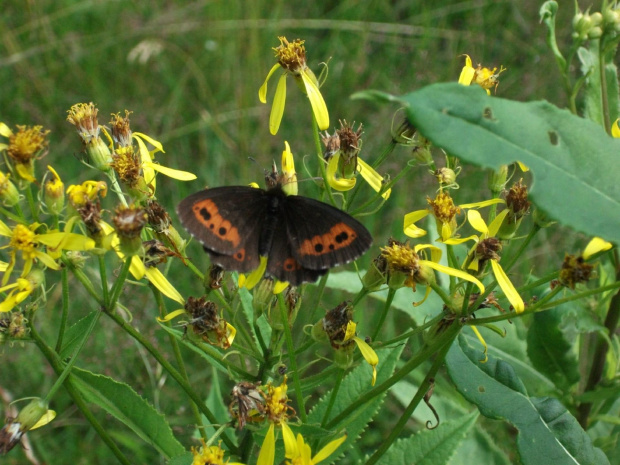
10,224,37,259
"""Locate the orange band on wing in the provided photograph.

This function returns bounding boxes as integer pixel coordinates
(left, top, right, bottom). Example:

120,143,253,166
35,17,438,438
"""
192,199,241,247
298,223,358,257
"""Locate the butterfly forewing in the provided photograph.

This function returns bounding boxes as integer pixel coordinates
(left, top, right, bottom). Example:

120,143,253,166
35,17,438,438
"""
177,186,268,271
282,195,372,270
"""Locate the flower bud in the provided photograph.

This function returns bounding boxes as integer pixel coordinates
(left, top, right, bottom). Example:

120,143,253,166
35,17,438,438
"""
44,166,65,215
0,171,19,207
487,164,508,193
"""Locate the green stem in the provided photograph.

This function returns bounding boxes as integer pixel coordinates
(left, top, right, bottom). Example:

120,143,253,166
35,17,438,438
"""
25,184,39,222
98,255,110,307
0,205,24,223
501,224,540,272
326,318,461,429
278,294,307,422
371,288,396,341
320,369,344,427
152,286,207,442
54,267,70,353
30,324,132,465
108,257,132,311
599,37,611,134
311,116,337,207
366,340,450,465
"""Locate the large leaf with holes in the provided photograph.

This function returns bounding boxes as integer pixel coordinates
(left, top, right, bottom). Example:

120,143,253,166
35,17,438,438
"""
446,335,609,465
402,83,620,244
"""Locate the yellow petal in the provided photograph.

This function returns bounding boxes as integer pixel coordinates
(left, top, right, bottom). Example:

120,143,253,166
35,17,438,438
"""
487,209,509,237
143,161,197,181
403,210,430,238
490,259,524,313
440,221,453,242
327,153,356,191
583,237,613,260
0,219,14,237
442,234,479,245
259,64,281,103
414,243,442,263
413,286,432,307
0,293,19,312
144,268,185,304
470,326,488,363
458,55,475,85
273,280,290,294
301,70,329,130
132,132,165,155
467,209,488,235
33,250,60,270
31,410,56,430
458,198,505,209
312,434,347,464
156,308,187,322
242,256,268,290
343,320,357,342
226,322,236,347
516,161,529,172
37,232,96,251
0,261,7,272
421,259,485,293
135,135,156,189
15,164,36,183
353,336,378,386
257,423,275,465
282,422,297,459
357,158,390,199
130,256,146,280
269,73,287,135
0,122,13,137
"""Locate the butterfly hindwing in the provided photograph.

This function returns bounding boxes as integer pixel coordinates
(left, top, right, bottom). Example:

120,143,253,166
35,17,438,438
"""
176,186,267,272
281,195,372,271
265,214,327,284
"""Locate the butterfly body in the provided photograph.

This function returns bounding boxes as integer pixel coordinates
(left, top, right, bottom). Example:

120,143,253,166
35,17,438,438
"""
177,185,372,285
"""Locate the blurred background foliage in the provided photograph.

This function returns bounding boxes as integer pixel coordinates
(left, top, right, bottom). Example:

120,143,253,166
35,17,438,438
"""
0,1,589,463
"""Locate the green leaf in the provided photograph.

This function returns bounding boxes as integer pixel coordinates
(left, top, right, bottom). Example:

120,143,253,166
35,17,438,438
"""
374,410,478,465
71,368,185,459
307,345,404,459
527,307,580,391
59,310,98,359
580,42,620,128
402,83,620,244
168,452,193,465
446,335,610,465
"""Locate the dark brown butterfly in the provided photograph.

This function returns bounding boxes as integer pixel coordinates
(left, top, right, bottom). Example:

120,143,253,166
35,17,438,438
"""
176,180,372,285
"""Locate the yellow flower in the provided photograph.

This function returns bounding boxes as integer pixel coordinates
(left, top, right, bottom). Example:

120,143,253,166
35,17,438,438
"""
100,222,184,304
190,439,245,465
380,241,484,305
285,433,347,465
67,180,108,209
0,122,50,183
445,209,524,313
344,321,379,386
0,220,95,285
257,377,296,465
259,37,329,135
404,192,503,241
458,55,506,95
0,269,44,313
323,122,391,199
281,141,298,196
0,399,56,454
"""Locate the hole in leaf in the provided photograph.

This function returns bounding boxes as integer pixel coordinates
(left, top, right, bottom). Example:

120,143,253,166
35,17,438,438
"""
478,385,486,393
482,107,494,120
548,130,559,145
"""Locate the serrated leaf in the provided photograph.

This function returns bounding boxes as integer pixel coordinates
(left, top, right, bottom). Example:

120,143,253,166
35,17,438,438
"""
402,83,620,244
59,310,98,359
71,368,185,459
446,335,610,465
307,345,404,460
373,410,478,465
237,286,271,346
527,307,580,391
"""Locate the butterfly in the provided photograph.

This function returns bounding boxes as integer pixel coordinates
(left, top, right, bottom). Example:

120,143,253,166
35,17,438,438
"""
177,180,372,285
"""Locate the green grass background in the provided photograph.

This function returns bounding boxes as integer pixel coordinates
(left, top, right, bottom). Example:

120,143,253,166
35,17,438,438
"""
0,1,590,463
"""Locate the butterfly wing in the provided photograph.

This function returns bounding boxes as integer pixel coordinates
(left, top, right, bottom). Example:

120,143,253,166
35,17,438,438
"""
265,215,327,285
176,186,268,272
281,195,372,271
